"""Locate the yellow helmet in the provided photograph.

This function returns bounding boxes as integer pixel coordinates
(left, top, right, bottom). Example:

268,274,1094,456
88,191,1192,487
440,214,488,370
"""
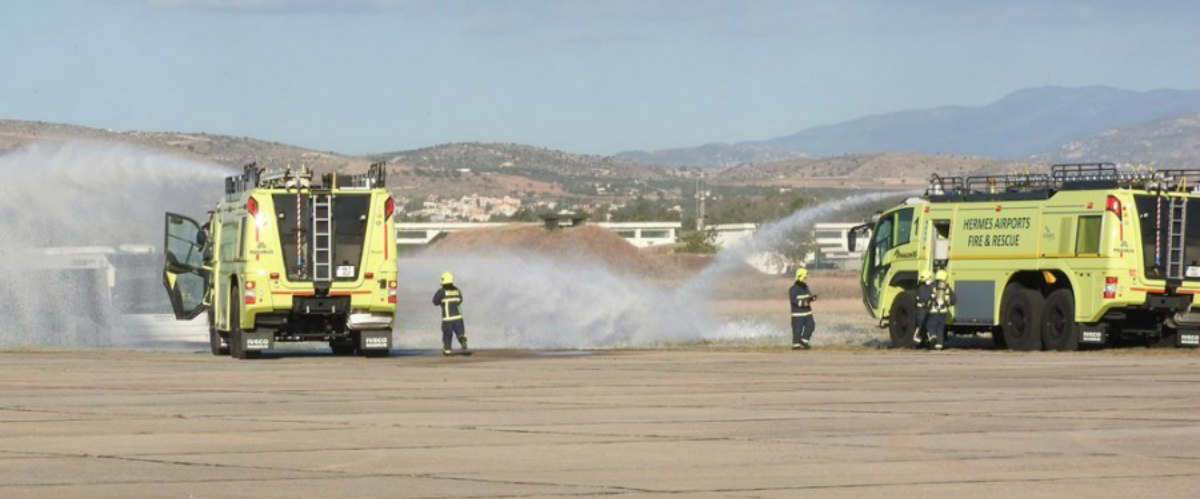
919,270,932,282
934,269,948,281
440,271,454,285
794,267,808,281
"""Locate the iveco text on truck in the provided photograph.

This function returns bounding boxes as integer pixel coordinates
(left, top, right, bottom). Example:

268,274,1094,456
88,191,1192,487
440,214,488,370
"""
851,163,1200,350
162,163,398,358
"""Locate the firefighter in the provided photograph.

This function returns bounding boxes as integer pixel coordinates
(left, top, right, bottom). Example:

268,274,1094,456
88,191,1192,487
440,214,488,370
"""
432,271,467,355
789,266,818,350
917,269,956,350
913,270,933,346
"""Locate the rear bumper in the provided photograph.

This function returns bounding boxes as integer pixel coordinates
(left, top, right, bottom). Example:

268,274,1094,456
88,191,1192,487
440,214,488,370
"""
348,312,393,330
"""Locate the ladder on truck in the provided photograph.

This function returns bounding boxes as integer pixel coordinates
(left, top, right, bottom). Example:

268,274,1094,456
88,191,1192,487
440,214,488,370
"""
311,194,333,282
1166,195,1188,280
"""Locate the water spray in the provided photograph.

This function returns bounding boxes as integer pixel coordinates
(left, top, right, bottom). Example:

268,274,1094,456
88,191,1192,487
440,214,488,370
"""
0,141,232,347
396,190,919,349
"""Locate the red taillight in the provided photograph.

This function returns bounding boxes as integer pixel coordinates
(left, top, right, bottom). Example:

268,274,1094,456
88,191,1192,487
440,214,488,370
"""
365,272,374,279
269,272,279,280
1106,195,1122,220
387,279,397,304
384,196,395,220
1103,276,1118,300
1107,195,1124,240
244,280,257,304
246,196,259,217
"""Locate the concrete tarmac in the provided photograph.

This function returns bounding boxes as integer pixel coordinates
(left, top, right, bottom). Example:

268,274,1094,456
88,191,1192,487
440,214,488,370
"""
0,348,1198,498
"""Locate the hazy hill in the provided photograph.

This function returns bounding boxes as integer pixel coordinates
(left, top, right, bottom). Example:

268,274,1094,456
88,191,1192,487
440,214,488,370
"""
0,119,368,173
1039,113,1200,167
615,142,804,169
619,86,1200,166
716,153,1036,187
369,142,679,181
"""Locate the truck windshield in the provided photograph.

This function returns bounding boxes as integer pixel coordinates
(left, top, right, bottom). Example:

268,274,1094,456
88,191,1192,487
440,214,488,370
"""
274,193,372,281
1133,194,1200,280
330,194,369,280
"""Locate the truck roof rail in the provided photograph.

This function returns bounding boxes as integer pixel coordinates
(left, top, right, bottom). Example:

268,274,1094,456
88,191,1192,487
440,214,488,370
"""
962,173,1053,200
223,162,387,196
925,173,965,198
322,162,387,190
927,163,1200,202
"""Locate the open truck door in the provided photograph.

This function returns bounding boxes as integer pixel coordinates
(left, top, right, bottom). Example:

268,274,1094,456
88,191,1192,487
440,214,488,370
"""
162,213,209,320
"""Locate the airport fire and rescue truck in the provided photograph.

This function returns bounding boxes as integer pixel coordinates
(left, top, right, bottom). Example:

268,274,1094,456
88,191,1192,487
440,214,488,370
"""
161,163,398,359
851,163,1200,350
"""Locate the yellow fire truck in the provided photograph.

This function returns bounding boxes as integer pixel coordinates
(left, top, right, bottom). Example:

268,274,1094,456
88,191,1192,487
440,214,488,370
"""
162,163,397,359
852,163,1200,350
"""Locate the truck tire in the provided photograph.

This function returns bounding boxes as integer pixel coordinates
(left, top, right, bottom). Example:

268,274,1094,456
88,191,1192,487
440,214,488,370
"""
1001,284,1044,351
1041,289,1079,351
229,302,258,359
329,340,357,355
208,309,229,356
889,290,919,349
991,328,1008,349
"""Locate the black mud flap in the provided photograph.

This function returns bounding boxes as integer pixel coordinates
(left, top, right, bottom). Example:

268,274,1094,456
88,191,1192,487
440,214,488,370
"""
1079,323,1107,345
1178,331,1200,348
358,330,392,351
243,330,274,351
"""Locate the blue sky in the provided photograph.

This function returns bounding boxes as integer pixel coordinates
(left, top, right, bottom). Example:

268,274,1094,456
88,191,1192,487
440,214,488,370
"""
1,0,1198,155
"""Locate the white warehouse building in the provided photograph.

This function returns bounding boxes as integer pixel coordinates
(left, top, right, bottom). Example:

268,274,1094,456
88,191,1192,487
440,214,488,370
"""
395,221,681,249
594,222,681,248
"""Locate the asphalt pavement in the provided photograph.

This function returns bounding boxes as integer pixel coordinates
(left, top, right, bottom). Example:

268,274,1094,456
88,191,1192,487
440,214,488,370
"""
0,348,1197,498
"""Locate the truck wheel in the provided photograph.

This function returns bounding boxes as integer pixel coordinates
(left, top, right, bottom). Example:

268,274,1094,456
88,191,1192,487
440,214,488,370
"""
329,340,357,355
888,290,919,349
208,310,229,356
229,303,258,359
1001,284,1044,351
991,328,1007,349
1041,289,1079,351
209,327,229,356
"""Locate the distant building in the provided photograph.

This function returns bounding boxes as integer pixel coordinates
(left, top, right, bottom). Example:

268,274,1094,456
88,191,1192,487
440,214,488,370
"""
811,222,864,270
396,221,681,249
395,222,506,246
595,222,681,248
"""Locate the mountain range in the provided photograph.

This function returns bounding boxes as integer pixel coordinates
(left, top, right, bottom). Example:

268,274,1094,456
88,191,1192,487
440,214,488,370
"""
3,84,1200,201
618,86,1200,167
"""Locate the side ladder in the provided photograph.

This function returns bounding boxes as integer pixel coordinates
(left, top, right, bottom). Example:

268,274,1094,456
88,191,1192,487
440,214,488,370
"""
1166,195,1188,280
312,194,333,282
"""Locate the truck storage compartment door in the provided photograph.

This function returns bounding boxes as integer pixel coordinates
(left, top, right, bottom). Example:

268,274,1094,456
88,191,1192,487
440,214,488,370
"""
953,280,994,325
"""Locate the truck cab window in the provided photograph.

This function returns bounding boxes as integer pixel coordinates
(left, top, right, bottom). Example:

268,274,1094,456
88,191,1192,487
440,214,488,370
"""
895,208,914,246
873,215,894,268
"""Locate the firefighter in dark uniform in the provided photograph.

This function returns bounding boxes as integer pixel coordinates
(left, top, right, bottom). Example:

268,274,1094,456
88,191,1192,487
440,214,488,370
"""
789,266,818,350
916,269,956,350
913,270,933,346
432,271,467,355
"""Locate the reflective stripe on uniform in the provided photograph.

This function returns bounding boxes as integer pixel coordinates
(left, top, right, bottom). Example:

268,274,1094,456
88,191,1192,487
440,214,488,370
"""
442,315,463,322
791,312,812,317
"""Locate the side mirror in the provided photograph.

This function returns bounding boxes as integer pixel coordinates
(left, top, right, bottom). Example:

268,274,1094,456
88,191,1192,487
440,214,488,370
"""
847,223,871,252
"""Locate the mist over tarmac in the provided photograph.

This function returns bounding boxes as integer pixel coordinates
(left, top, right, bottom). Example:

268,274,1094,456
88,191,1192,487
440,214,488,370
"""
0,140,910,351
0,141,231,347
394,191,916,349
